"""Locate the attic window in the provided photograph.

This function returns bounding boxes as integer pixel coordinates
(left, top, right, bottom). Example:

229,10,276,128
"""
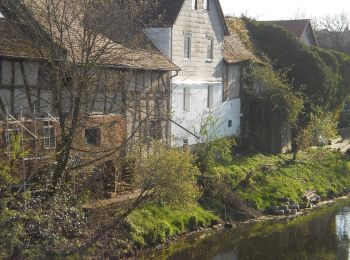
192,0,198,10
203,0,209,11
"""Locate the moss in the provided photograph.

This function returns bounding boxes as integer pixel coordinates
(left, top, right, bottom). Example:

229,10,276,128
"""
127,205,218,247
211,149,350,211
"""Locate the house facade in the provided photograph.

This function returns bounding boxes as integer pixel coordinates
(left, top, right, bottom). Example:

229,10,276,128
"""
0,1,178,196
144,0,242,147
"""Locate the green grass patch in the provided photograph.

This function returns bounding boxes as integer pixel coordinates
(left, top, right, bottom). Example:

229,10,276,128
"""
211,149,350,211
127,205,218,247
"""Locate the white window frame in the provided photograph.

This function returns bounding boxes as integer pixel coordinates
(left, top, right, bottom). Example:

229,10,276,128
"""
206,36,214,62
183,88,191,112
203,0,209,11
44,125,56,149
184,33,192,60
192,0,198,10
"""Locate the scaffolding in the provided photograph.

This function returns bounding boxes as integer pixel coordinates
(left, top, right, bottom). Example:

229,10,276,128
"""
3,105,59,189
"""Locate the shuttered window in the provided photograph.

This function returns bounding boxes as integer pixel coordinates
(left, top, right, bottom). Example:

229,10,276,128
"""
207,85,214,109
184,34,192,60
207,37,214,61
183,88,191,111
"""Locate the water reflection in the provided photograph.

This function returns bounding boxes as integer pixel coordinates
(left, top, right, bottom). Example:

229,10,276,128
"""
144,200,350,260
336,207,350,259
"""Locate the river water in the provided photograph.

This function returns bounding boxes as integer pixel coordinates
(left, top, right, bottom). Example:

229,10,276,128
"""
142,199,350,260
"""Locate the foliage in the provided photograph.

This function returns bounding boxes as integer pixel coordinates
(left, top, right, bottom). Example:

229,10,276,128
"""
296,107,338,149
127,142,200,213
244,64,303,125
244,18,350,113
241,63,303,153
127,205,218,247
194,114,237,172
211,149,350,211
0,139,88,258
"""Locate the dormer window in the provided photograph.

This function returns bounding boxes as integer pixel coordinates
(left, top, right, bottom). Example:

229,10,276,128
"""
192,0,198,10
203,0,209,11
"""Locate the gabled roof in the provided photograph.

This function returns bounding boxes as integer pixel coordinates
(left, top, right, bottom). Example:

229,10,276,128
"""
0,7,43,59
149,0,229,35
152,0,185,27
224,17,261,64
261,19,318,45
262,19,310,38
0,0,179,71
224,34,260,64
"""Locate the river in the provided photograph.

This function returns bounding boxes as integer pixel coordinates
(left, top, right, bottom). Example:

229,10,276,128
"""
140,199,350,260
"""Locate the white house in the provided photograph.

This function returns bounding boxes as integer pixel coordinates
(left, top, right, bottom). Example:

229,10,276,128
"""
144,0,242,147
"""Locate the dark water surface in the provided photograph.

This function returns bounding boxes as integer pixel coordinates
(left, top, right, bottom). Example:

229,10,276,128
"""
141,199,350,260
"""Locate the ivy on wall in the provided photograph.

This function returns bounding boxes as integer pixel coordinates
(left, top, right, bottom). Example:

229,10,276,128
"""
234,17,350,153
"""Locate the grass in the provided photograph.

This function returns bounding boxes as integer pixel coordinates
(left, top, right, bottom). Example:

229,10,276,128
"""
127,148,350,248
212,148,350,211
127,205,218,247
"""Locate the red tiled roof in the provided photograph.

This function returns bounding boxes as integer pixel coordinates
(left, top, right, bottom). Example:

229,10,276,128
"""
261,19,311,39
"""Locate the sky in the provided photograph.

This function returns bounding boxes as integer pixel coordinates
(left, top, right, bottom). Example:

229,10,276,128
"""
220,0,350,20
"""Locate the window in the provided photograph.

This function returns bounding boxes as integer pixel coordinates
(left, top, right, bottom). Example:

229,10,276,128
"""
183,139,189,147
228,120,233,128
207,85,214,109
0,11,5,19
184,33,192,60
203,0,209,11
44,123,56,149
206,37,214,61
5,129,20,144
85,128,101,146
183,88,191,112
192,0,197,10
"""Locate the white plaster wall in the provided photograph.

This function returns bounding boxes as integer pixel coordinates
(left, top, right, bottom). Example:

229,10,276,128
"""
144,0,241,147
171,82,240,147
143,27,172,59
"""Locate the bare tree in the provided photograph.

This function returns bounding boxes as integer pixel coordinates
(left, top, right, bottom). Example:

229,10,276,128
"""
315,12,350,55
2,0,172,194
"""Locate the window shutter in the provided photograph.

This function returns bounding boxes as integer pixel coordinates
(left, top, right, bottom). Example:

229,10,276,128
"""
184,34,191,59
207,38,213,61
208,85,214,109
183,88,191,111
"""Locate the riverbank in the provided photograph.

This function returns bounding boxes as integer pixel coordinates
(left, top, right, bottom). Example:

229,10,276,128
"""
125,148,350,257
139,196,350,259
138,195,350,259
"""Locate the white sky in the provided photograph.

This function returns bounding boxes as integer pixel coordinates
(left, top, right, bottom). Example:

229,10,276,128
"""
220,0,350,20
